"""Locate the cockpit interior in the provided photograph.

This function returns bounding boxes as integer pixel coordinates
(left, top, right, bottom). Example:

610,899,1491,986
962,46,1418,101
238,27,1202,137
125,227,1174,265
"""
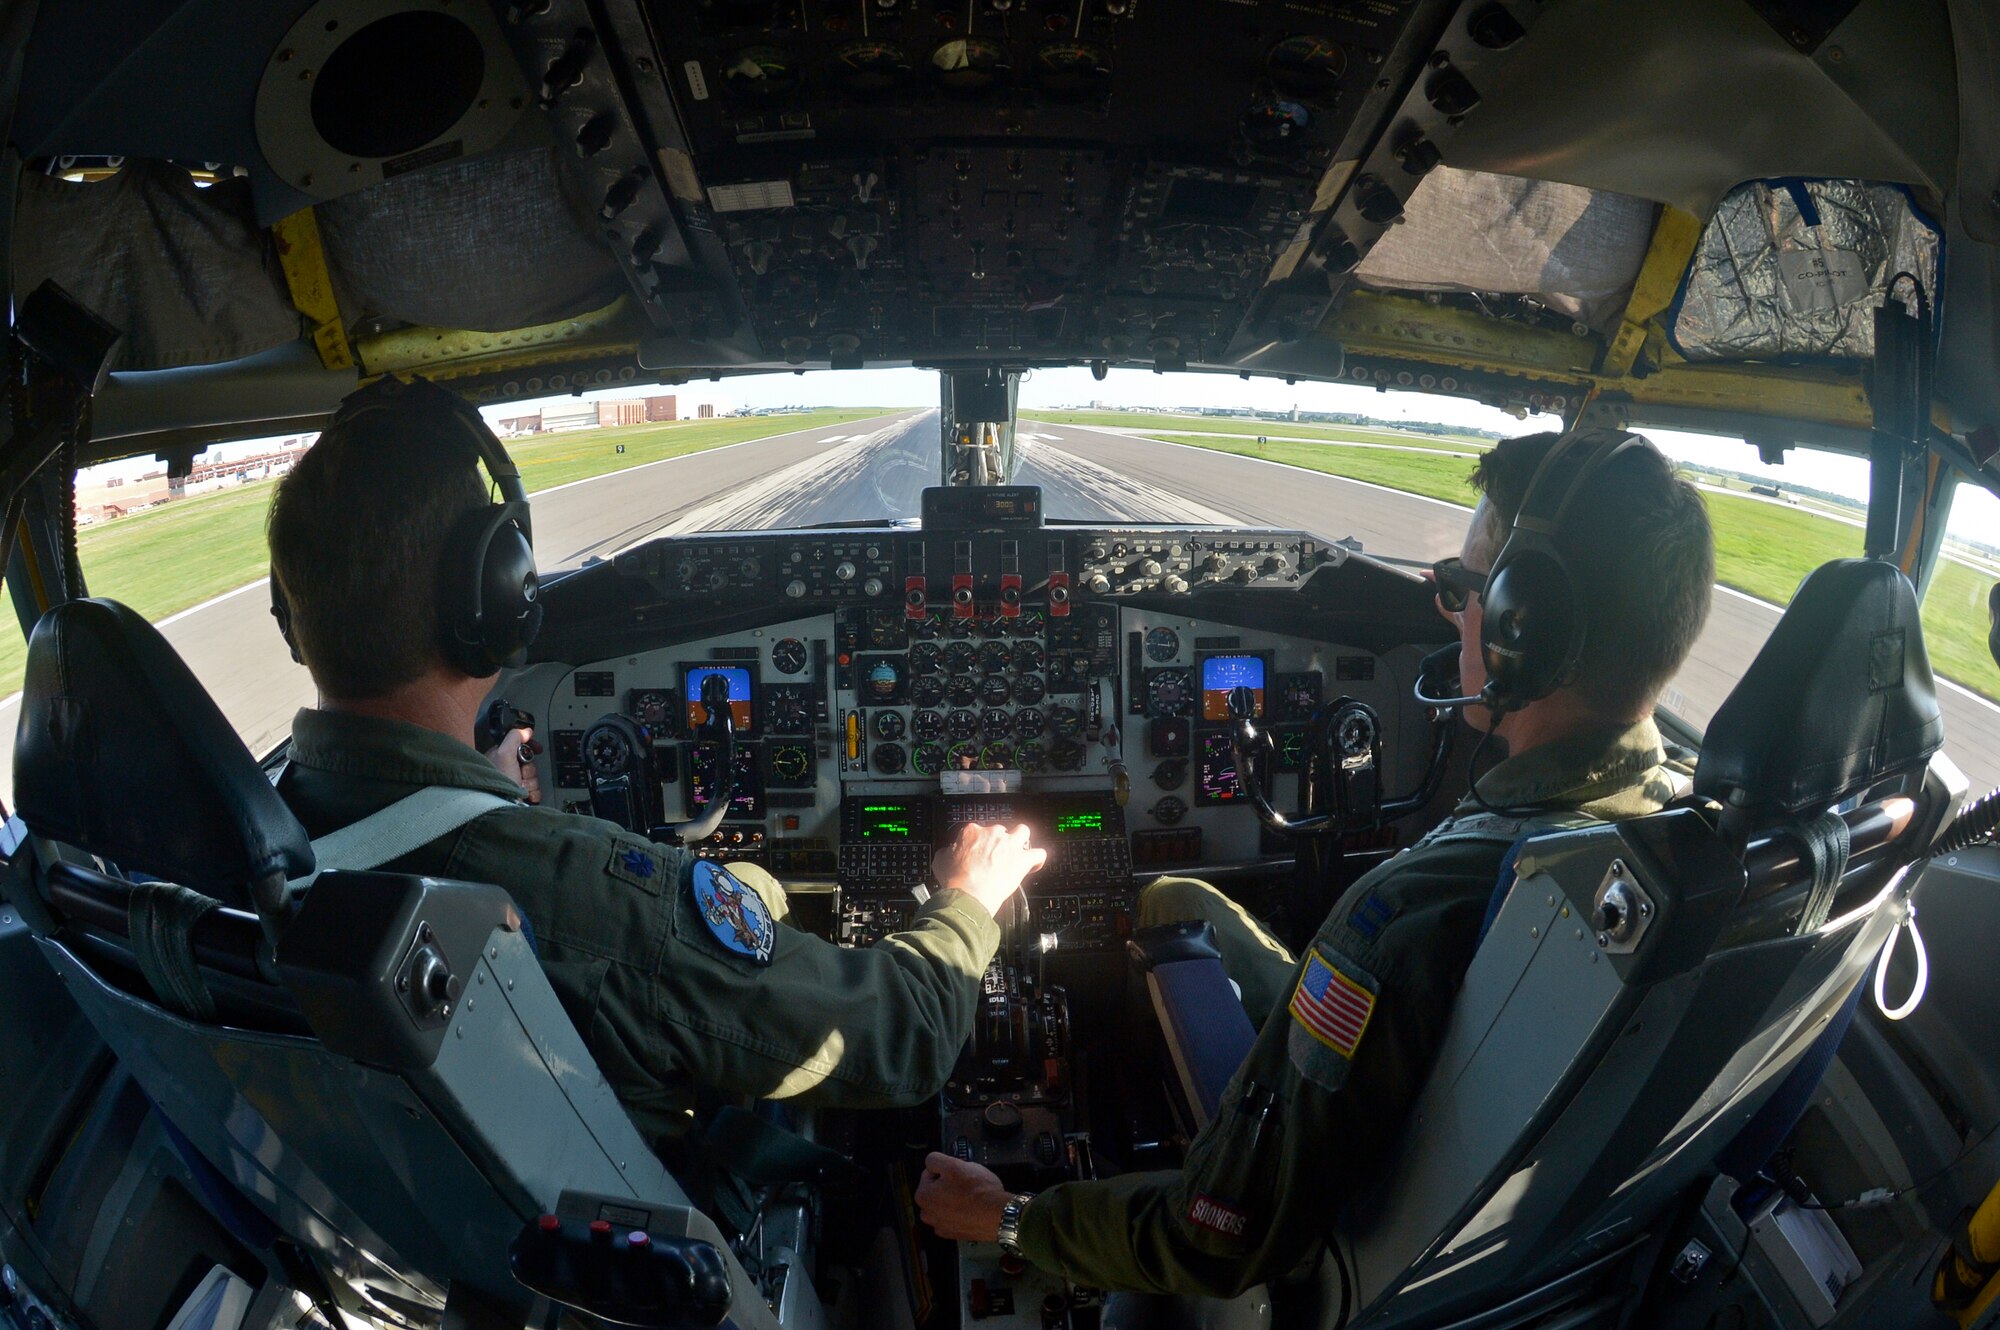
1,1,1999,1329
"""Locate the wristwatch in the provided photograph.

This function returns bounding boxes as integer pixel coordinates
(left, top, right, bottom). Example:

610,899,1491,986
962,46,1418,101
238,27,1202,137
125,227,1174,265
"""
996,1192,1036,1256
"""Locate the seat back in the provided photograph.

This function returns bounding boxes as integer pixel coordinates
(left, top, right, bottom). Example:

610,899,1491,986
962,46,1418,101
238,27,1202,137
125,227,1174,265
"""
1339,559,1947,1326
9,600,778,1326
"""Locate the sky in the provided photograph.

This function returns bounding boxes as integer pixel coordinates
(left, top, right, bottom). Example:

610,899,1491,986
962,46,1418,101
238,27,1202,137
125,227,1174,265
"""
86,364,2000,542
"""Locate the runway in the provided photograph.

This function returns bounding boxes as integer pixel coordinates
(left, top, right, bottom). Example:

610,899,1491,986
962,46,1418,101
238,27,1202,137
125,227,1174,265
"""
4,409,1995,798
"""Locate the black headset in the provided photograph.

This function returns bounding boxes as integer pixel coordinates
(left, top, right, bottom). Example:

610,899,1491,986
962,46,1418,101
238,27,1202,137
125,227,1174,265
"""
271,377,542,679
1414,427,1646,714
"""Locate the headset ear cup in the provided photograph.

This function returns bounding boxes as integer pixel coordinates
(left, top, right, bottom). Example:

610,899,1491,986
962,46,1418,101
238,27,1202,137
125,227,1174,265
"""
479,517,540,668
1480,547,1581,707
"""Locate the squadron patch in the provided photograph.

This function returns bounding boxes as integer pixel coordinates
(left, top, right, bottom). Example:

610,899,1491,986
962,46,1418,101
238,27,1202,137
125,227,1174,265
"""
1288,948,1379,1091
691,860,775,965
1187,1193,1250,1238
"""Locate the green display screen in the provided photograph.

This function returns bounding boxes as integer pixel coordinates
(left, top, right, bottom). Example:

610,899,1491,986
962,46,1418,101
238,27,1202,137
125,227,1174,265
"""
858,803,917,839
1054,810,1105,836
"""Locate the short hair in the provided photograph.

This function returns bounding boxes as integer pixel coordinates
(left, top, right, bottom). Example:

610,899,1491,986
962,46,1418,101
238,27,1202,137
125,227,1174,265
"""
267,383,490,700
1470,430,1715,718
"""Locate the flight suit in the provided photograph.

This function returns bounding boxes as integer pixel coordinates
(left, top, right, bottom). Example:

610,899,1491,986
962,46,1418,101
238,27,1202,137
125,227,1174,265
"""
1016,718,1689,1297
279,707,998,1143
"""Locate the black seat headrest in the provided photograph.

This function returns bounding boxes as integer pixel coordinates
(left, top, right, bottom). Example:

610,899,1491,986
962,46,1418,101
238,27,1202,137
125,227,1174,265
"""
14,598,314,904
1695,559,1943,820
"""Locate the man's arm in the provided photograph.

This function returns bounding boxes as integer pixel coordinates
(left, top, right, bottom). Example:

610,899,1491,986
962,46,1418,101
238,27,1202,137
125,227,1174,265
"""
921,852,1495,1297
647,823,1044,1107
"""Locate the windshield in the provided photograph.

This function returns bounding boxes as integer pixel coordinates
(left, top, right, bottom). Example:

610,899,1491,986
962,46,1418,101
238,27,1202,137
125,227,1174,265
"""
10,367,1999,802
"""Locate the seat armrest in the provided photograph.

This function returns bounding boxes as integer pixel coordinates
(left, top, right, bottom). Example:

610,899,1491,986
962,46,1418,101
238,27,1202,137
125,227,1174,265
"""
1126,919,1224,970
1140,949,1258,1132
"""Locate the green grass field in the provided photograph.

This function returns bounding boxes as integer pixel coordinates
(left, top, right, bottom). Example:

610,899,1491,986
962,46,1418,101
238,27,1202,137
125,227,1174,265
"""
0,409,891,696
1128,431,1999,702
1022,409,1495,455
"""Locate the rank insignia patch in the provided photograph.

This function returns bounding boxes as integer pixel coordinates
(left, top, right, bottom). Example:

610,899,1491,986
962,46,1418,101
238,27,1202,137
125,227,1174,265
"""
1290,948,1377,1059
691,860,775,965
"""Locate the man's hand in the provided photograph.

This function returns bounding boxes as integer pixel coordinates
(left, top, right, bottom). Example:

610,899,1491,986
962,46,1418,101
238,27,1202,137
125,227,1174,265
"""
483,725,543,805
916,1152,1011,1242
933,823,1046,917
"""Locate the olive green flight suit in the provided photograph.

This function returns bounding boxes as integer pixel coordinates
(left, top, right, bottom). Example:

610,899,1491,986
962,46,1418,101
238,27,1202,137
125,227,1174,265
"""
279,708,999,1142
1017,718,1689,1297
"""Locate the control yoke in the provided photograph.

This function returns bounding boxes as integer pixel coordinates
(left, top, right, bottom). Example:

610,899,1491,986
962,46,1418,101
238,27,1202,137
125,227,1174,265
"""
1227,685,1452,838
661,673,737,845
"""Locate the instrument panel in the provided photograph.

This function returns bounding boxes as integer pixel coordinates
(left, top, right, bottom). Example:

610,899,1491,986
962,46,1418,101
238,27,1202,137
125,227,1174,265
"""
524,515,1433,954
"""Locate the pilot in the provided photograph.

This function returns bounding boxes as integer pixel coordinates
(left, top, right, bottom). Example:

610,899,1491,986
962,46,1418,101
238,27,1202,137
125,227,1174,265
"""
265,377,1047,1144
916,428,1715,1296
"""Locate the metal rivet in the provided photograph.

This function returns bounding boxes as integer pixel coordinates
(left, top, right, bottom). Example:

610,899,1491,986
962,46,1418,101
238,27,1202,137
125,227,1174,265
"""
467,999,476,1011
456,1027,464,1038
477,970,486,985
1595,932,1609,947
1560,905,1570,918
490,945,500,959
1546,894,1556,907
1529,926,1540,939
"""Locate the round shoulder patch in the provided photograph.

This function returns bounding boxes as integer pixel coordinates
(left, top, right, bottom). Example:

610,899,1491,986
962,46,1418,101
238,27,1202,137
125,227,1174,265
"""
690,860,776,965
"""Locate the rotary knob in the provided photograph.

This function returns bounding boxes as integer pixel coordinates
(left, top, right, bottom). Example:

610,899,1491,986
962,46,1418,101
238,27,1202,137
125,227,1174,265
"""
1084,573,1110,594
834,561,857,582
1203,553,1227,575
1230,565,1255,584
1262,554,1289,575
863,577,884,596
981,1101,1024,1139
785,578,808,599
1164,574,1189,594
1137,558,1163,577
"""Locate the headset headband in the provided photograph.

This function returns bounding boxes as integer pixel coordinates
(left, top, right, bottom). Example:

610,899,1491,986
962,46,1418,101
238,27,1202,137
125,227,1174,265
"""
329,378,529,528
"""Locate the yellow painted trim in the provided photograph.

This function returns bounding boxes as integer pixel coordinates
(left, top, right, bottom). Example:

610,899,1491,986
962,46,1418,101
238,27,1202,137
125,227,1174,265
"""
354,297,642,382
14,518,51,616
271,208,355,371
1601,207,1704,378
1326,291,1873,431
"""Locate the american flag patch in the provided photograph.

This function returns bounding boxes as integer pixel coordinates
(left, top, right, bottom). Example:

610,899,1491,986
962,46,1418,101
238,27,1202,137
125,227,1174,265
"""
1289,948,1377,1058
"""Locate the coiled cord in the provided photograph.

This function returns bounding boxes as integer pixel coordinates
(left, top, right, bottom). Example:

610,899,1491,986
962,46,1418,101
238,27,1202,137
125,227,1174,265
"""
1936,786,2000,855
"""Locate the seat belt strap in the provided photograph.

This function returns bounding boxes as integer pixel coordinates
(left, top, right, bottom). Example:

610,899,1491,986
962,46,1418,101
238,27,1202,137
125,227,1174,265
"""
288,786,517,890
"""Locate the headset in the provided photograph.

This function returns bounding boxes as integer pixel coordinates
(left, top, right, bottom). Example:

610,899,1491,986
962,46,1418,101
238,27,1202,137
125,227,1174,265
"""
1414,427,1647,714
271,377,542,678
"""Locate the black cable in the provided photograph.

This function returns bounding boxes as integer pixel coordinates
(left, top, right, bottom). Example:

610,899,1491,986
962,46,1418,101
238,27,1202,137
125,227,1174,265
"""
1935,786,2000,855
1795,1115,2000,1212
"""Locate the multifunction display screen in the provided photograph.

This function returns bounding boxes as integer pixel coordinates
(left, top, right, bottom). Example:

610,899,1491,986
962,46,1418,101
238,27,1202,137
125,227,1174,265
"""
1196,731,1245,805
1200,654,1267,722
688,742,763,818
684,665,755,733
842,798,933,843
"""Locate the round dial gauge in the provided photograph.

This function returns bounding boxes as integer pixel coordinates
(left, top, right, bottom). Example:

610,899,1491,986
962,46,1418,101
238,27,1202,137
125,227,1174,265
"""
769,743,811,783
978,641,1012,674
944,640,978,672
945,740,982,770
873,710,906,740
1268,34,1346,102
911,675,947,708
1147,668,1193,717
974,614,1008,640
911,612,944,640
1013,673,1045,705
909,642,943,675
1012,641,1046,673
931,37,1009,91
1014,707,1046,739
912,742,946,776
911,708,946,740
771,637,808,675
981,708,1014,740
1280,673,1320,718
1241,98,1310,147
585,726,632,775
1049,739,1087,772
979,675,1012,707
979,741,1015,770
1277,728,1309,771
630,690,673,729
946,709,981,741
1337,708,1379,757
1015,740,1048,772
1012,608,1046,638
723,46,801,97
767,689,810,734
1035,41,1110,96
1144,626,1181,662
1153,758,1187,789
947,674,981,707
832,40,909,93
872,742,907,775
1152,795,1188,826
1050,704,1083,738
946,615,976,640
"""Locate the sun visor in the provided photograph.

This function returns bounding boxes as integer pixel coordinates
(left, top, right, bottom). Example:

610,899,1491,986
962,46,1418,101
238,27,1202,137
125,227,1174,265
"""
1669,179,1941,362
1353,166,1658,331
13,162,302,372
316,146,626,334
